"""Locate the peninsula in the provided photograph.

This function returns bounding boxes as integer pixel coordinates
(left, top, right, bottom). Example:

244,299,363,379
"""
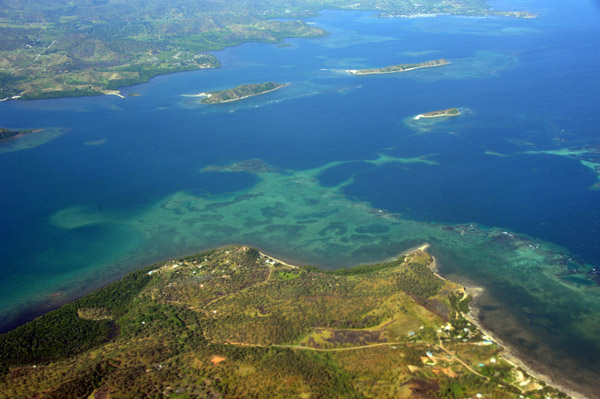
414,108,461,120
346,59,449,75
0,245,569,399
201,82,289,104
0,127,35,142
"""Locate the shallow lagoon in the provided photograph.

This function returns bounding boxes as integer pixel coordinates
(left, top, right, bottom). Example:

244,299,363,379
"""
1,0,599,395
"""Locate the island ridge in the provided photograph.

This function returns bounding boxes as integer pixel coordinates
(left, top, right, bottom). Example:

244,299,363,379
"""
414,108,461,120
347,59,449,75
201,82,289,104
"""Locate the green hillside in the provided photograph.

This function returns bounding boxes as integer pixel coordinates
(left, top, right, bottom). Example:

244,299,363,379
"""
0,246,567,399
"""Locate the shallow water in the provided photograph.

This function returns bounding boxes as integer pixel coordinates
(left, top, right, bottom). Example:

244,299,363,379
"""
1,0,599,394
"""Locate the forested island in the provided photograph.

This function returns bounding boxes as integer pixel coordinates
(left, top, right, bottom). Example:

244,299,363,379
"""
347,59,449,75
414,108,461,119
0,0,536,100
201,82,288,104
0,127,35,142
0,245,569,399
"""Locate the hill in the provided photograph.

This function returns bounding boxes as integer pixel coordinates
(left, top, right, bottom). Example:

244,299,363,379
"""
0,245,568,399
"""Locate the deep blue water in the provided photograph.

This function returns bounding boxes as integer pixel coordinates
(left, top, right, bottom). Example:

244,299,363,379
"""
1,0,600,391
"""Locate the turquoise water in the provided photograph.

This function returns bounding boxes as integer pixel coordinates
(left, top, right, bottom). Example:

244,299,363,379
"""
1,0,599,394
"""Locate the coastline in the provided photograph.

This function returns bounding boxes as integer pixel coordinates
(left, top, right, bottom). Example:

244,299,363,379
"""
2,243,573,398
240,244,584,398
357,242,586,399
414,111,460,120
0,95,22,102
101,90,125,99
463,289,587,399
432,266,588,399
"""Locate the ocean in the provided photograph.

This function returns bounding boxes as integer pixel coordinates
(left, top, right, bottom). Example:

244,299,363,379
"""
1,0,599,395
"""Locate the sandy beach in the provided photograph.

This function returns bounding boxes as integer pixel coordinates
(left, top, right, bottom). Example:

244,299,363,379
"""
450,274,588,399
181,92,210,98
265,242,586,399
101,90,125,98
414,110,460,120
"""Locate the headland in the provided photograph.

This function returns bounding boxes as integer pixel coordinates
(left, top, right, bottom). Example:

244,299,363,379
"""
0,127,40,143
0,245,572,399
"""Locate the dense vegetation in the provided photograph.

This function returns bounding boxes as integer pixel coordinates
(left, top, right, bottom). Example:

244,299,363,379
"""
0,262,153,374
0,127,32,141
416,108,461,119
395,262,445,297
0,246,568,399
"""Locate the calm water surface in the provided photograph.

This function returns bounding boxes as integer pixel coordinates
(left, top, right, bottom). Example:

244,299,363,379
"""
1,0,599,394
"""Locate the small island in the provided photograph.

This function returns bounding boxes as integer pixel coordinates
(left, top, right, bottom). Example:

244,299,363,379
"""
346,59,449,75
0,127,35,142
414,108,460,120
201,158,279,174
492,10,537,18
201,82,289,104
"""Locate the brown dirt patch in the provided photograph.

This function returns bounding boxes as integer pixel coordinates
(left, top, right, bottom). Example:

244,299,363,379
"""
324,329,385,346
403,379,440,399
92,384,111,399
210,355,226,365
